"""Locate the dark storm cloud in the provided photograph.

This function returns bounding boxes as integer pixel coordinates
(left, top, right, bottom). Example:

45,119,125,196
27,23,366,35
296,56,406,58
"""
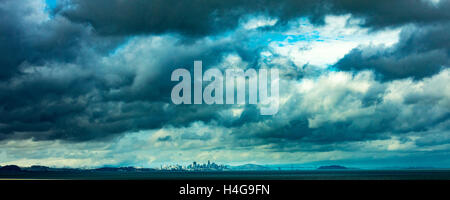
220,68,449,151
335,23,450,80
61,0,450,37
60,0,450,80
0,0,253,142
0,0,124,80
59,0,315,36
0,32,258,141
331,0,450,29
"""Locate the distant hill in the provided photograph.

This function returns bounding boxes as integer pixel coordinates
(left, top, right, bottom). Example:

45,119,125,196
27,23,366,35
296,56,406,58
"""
317,165,348,170
94,167,157,172
26,165,50,172
0,165,22,172
95,167,137,172
231,164,270,171
0,164,354,173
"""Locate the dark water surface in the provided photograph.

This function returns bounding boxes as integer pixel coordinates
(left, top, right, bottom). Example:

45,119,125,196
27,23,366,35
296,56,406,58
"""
2,170,450,180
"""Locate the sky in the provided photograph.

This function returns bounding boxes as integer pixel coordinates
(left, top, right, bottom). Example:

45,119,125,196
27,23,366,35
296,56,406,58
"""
0,0,449,168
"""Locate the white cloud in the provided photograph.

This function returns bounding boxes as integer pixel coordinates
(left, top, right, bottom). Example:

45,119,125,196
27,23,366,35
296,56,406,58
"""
242,15,278,30
269,15,401,67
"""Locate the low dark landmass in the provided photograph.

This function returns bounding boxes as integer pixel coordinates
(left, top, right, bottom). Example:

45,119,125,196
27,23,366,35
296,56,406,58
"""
1,164,450,180
231,164,270,171
317,165,348,170
0,165,22,172
95,167,157,172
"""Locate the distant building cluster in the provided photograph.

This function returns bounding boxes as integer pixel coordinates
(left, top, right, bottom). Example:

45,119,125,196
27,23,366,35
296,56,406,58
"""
187,160,227,171
160,160,228,171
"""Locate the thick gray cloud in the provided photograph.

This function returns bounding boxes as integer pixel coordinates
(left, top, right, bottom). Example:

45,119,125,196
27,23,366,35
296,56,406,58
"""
335,23,450,80
235,69,448,145
0,0,124,80
60,0,318,36
331,0,450,28
0,36,233,141
61,0,450,36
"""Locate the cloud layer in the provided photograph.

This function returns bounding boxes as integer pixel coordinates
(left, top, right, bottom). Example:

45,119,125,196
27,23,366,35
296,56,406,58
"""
0,0,449,167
